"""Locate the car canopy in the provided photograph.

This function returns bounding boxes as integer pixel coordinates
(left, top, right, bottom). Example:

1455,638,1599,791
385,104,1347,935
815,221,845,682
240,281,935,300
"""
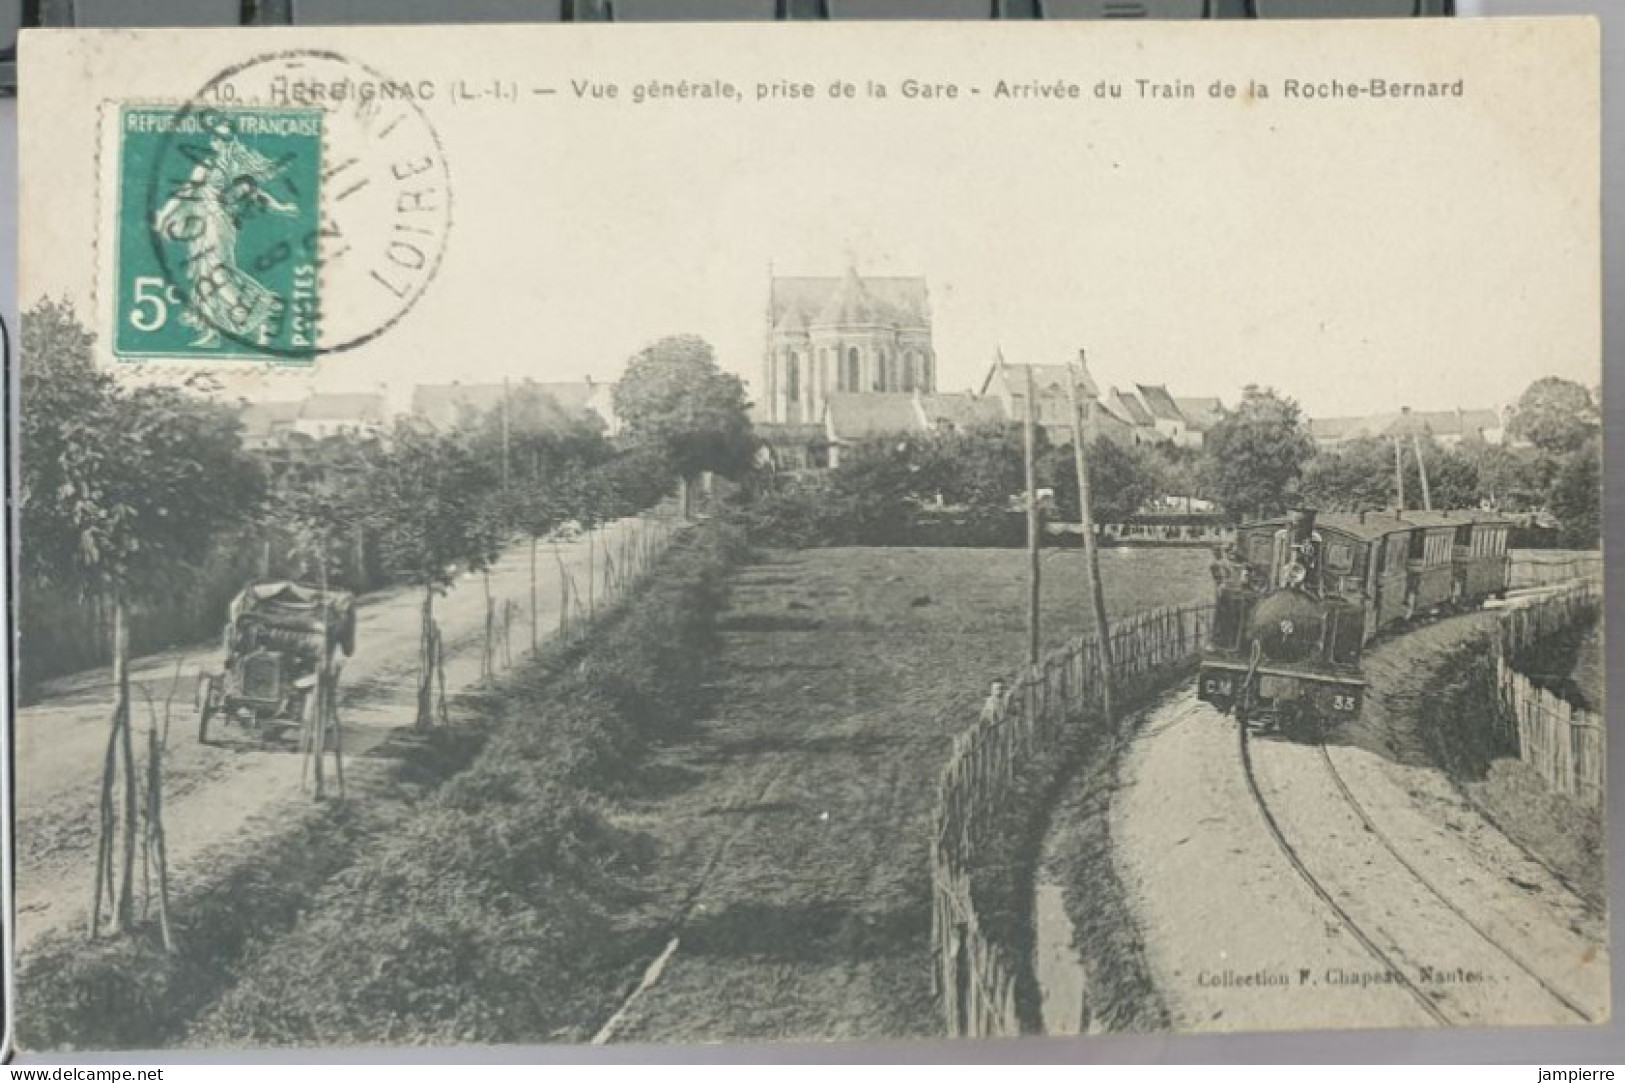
228,581,355,635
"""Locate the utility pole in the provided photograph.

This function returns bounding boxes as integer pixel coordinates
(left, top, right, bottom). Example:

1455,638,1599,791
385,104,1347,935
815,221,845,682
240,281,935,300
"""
1024,365,1041,666
1412,433,1433,511
1392,436,1406,512
1067,355,1114,724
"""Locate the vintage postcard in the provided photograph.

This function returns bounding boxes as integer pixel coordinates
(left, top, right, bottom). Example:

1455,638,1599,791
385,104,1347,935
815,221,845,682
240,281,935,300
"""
12,17,1603,1051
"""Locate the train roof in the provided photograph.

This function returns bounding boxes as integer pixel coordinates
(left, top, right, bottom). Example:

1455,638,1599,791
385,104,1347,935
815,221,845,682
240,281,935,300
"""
1241,510,1516,542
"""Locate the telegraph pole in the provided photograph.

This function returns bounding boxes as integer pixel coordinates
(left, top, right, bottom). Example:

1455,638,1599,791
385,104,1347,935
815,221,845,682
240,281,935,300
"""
1067,356,1114,724
1392,437,1406,511
1024,365,1041,666
1412,433,1433,511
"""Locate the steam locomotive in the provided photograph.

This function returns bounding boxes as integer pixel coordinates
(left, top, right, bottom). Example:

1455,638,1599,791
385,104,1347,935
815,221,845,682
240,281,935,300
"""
1197,507,1513,729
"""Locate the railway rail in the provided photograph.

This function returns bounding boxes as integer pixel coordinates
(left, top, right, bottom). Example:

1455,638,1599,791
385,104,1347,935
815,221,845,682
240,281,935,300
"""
1236,716,1599,1027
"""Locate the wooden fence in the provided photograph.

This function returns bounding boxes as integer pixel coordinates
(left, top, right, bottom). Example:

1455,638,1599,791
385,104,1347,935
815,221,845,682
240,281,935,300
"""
485,515,687,680
1507,549,1603,590
930,602,1213,1038
1494,579,1603,808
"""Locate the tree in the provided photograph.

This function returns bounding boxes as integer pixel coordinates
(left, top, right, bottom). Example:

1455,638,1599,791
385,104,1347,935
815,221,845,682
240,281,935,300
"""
1507,376,1598,454
1301,436,1481,512
363,421,499,728
823,438,920,544
613,335,753,517
1548,435,1601,549
917,423,1029,524
261,478,359,798
20,298,262,936
1299,437,1396,512
1041,436,1161,525
1199,385,1315,521
1150,443,1205,509
1472,441,1543,511
1417,441,1481,510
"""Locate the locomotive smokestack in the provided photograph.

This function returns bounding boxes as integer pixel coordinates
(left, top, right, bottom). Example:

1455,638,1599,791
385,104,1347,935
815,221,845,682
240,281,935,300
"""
1288,507,1317,544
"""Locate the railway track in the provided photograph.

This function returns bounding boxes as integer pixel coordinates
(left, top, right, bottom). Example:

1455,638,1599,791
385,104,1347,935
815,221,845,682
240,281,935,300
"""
1235,716,1597,1027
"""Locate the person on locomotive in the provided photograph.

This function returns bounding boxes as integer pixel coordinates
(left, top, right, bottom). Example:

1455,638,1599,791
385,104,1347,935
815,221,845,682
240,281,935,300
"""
1272,508,1324,596
1209,542,1255,590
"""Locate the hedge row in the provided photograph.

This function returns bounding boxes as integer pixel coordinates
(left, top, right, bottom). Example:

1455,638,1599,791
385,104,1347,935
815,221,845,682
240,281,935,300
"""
185,522,746,1048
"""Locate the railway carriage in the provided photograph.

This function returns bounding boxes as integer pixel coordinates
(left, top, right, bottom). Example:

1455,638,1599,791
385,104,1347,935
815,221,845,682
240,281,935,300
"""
1198,507,1512,730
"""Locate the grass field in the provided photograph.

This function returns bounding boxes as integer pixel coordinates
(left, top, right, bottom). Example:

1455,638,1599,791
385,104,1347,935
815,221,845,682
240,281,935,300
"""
604,545,1211,1043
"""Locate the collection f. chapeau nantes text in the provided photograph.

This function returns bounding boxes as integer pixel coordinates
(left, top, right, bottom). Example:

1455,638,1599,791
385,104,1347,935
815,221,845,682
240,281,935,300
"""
244,71,1467,109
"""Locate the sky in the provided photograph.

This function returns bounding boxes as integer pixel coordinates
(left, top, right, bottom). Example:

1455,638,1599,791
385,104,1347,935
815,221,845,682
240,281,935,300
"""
19,19,1601,420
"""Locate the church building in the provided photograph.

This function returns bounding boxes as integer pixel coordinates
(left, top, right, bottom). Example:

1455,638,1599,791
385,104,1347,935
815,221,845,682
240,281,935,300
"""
762,267,936,424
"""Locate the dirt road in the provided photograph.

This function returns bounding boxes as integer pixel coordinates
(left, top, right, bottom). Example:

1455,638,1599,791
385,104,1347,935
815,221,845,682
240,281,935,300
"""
1093,615,1607,1033
16,516,664,952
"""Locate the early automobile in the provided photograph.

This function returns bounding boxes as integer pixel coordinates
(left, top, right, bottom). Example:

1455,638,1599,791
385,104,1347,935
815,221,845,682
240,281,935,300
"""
196,581,357,744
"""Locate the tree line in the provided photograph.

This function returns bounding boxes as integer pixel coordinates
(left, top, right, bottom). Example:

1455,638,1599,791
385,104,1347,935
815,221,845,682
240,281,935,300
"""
21,302,752,939
19,306,746,698
1202,378,1600,547
741,376,1600,551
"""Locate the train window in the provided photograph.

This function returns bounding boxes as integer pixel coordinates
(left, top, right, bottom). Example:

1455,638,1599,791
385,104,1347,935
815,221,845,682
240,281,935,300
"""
1325,542,1353,572
1249,534,1272,565
1455,525,1472,548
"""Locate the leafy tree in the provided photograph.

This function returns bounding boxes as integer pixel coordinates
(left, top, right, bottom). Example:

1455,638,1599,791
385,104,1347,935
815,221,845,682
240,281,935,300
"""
1041,436,1162,525
461,384,619,654
1549,436,1601,549
1199,385,1315,521
823,439,920,544
1471,441,1543,511
1301,436,1481,512
1151,443,1205,509
1507,376,1598,454
592,444,675,521
613,334,752,517
363,421,500,727
20,297,262,936
1299,437,1396,512
916,423,1029,524
1416,441,1481,510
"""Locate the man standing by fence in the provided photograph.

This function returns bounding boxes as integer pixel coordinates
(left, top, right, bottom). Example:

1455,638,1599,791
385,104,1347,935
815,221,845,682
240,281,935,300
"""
980,680,1007,726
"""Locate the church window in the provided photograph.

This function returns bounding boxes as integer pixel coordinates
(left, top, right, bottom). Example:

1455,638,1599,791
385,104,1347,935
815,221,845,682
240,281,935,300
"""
902,352,917,393
787,353,800,402
876,351,890,391
846,348,861,392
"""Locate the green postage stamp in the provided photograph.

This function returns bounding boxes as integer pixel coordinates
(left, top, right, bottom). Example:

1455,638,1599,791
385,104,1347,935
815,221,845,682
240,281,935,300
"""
114,104,322,364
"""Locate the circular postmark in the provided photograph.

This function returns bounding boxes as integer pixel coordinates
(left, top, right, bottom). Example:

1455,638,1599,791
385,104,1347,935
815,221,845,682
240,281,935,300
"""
143,50,452,361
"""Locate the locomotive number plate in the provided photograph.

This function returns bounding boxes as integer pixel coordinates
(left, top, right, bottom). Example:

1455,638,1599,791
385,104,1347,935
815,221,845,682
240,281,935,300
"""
1259,675,1299,700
